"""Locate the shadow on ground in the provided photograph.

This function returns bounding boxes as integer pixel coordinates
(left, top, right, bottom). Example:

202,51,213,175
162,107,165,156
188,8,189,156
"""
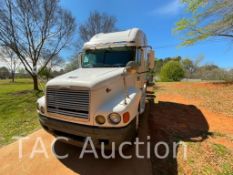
52,90,210,175
148,100,211,175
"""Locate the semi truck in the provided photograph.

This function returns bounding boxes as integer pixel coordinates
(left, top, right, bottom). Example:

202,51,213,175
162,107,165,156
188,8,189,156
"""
37,28,155,148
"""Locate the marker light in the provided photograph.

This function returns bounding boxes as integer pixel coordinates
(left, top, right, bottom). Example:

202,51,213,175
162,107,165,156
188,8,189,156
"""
123,112,130,123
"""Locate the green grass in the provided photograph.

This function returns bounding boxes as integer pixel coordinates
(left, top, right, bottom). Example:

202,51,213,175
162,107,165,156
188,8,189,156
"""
178,141,233,175
212,144,229,156
0,79,43,146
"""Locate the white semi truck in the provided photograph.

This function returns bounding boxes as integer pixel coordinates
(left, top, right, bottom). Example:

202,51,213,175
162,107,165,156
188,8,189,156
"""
37,28,155,148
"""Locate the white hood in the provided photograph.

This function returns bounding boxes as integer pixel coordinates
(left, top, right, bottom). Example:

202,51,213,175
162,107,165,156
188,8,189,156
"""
46,68,124,88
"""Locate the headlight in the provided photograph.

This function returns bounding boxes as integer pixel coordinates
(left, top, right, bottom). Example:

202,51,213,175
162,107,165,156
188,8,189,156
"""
95,115,106,125
108,113,121,125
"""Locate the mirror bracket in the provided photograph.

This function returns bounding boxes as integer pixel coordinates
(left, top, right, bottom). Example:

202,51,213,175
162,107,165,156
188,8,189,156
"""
125,61,138,74
78,52,84,68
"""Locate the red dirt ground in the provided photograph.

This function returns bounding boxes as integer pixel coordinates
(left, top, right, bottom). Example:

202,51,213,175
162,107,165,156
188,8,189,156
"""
157,93,233,135
148,82,233,174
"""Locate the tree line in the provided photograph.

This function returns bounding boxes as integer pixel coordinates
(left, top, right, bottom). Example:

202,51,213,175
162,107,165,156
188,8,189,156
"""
153,56,233,82
1,55,232,82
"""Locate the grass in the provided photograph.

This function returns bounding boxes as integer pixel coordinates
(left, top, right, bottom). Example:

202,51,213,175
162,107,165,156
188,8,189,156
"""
0,79,43,146
212,143,229,156
177,136,233,175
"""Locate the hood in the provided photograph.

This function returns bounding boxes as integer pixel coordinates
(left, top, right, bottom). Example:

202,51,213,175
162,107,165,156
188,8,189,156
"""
46,68,124,88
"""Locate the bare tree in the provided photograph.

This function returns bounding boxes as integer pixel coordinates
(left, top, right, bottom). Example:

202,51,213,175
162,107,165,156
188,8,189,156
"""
64,11,117,72
0,46,20,82
0,0,76,90
79,11,117,43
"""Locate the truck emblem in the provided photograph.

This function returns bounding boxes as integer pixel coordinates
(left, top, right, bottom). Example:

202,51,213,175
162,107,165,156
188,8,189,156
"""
106,88,111,93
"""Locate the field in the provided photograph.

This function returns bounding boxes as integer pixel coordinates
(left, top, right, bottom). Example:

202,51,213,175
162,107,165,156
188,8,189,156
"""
0,79,42,146
149,82,233,175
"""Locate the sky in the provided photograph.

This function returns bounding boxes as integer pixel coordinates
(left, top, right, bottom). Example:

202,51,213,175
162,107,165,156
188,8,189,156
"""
59,0,233,68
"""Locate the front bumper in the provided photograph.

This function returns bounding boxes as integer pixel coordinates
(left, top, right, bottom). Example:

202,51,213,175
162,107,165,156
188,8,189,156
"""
39,114,136,148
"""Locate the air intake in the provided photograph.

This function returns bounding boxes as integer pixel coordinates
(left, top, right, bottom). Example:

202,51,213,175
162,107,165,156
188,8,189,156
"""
46,87,90,119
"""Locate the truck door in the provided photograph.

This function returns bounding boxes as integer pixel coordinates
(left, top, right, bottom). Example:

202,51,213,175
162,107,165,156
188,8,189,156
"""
135,48,147,89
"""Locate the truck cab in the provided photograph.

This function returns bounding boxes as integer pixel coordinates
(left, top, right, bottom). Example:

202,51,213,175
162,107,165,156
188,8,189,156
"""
37,28,155,148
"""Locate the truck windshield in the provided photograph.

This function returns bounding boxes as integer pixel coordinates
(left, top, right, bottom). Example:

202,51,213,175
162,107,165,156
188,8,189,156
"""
82,48,135,68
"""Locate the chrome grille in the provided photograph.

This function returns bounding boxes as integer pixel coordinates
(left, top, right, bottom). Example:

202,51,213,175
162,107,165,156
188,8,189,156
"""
46,87,90,119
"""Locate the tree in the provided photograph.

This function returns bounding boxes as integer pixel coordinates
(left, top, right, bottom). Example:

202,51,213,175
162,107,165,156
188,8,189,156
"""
0,46,20,82
39,56,64,81
64,53,79,72
51,69,64,77
194,64,226,80
79,10,117,43
175,0,233,45
160,61,185,82
181,58,195,78
154,59,164,75
154,56,183,76
39,67,51,81
17,67,29,78
0,66,10,79
0,0,76,90
66,11,117,72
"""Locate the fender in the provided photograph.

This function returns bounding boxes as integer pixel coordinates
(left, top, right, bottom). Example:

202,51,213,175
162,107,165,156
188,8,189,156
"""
94,88,142,127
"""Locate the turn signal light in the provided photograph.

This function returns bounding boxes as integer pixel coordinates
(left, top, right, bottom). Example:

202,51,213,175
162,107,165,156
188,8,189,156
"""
123,112,130,123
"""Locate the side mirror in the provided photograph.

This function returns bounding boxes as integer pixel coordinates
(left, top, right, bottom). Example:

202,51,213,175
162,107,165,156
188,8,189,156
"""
148,50,155,70
125,61,138,74
78,52,83,68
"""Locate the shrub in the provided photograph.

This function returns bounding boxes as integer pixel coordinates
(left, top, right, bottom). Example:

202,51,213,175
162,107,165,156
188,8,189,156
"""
160,61,185,81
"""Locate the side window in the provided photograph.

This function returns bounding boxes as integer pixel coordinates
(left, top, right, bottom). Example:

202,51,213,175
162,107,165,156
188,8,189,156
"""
135,49,142,65
144,48,149,68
